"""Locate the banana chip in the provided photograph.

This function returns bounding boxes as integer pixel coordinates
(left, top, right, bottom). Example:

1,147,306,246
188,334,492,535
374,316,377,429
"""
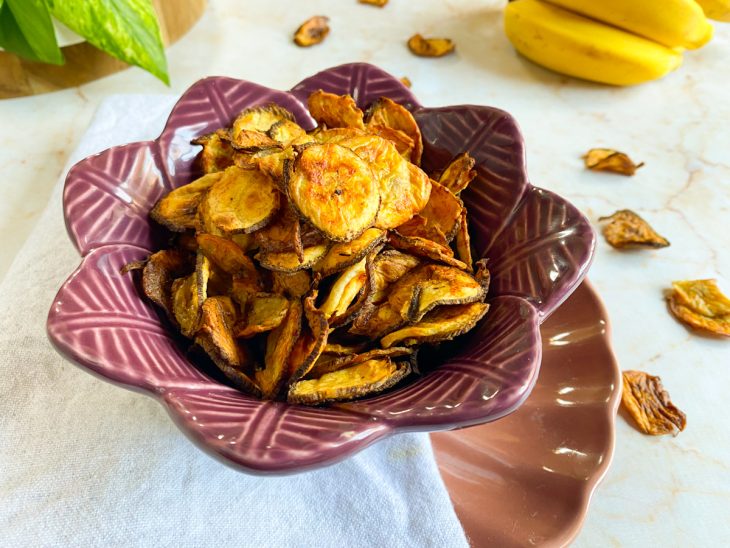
288,358,410,404
407,34,455,57
136,91,492,405
199,166,280,234
599,210,670,249
308,90,365,130
584,148,644,176
667,279,730,337
294,16,330,47
622,370,686,435
359,0,388,6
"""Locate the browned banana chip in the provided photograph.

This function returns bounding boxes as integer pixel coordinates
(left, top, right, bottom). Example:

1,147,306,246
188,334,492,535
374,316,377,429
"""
396,215,448,247
454,208,473,271
348,299,406,338
288,358,410,405
294,16,330,47
311,127,367,145
319,257,368,322
335,134,430,229
191,131,236,174
407,34,455,58
150,172,222,231
230,233,256,252
667,279,730,337
198,166,280,234
322,342,368,356
365,97,423,165
227,129,281,153
369,250,421,305
140,249,191,316
307,90,365,130
251,148,296,185
272,270,312,298
313,227,386,276
419,180,463,242
256,244,330,272
196,234,259,278
387,264,488,322
400,76,412,88
622,370,686,435
235,293,290,338
308,347,411,379
268,119,307,146
388,231,467,270
256,299,303,399
171,254,210,338
438,153,476,194
195,296,262,397
366,125,415,161
584,148,644,176
288,292,329,383
232,104,296,136
285,143,379,241
359,0,388,6
381,301,489,348
599,210,670,249
254,206,303,256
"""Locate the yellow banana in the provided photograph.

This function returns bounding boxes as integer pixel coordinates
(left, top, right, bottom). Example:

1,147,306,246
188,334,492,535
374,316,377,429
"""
504,0,684,86
543,0,713,49
695,0,730,22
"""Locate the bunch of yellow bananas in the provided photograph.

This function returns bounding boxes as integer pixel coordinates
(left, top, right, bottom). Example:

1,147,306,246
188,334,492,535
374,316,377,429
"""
504,0,728,86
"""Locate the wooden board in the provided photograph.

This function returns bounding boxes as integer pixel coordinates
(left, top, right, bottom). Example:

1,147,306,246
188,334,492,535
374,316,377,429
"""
0,0,206,99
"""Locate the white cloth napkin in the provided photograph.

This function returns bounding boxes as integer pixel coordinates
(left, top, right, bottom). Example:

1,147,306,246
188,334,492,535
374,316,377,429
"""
0,95,468,548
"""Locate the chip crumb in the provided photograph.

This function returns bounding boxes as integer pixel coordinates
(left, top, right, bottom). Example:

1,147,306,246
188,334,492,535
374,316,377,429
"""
598,210,669,249
294,16,330,47
667,279,730,337
359,0,388,5
621,370,686,436
583,148,644,176
407,34,455,57
400,76,412,88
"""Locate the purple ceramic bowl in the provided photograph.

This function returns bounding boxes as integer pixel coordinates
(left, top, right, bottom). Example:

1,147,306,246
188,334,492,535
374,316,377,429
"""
47,63,595,474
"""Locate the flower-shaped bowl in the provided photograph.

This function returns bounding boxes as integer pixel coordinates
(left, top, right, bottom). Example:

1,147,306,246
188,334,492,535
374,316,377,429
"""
47,63,595,474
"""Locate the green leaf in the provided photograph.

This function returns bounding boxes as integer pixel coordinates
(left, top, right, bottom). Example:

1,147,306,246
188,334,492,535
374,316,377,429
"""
0,0,64,64
48,0,169,84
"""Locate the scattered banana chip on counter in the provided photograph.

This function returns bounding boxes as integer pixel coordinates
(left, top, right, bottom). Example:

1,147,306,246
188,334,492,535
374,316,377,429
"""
598,210,670,249
131,91,491,405
400,76,412,88
583,148,644,176
621,370,686,435
407,34,456,57
359,0,388,6
293,16,330,47
667,279,730,337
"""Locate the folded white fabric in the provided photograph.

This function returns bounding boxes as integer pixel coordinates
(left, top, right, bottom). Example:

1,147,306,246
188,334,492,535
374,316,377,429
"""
0,95,468,548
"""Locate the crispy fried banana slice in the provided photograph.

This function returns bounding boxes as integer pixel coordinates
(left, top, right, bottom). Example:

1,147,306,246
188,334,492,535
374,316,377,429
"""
285,143,379,241
407,34,455,57
227,129,281,153
622,370,686,435
294,16,330,47
438,153,476,194
256,244,329,272
256,299,303,399
366,125,415,161
365,96,423,165
141,249,191,317
454,208,473,271
198,165,280,234
584,148,643,176
381,301,489,348
419,180,463,242
288,357,409,404
288,292,329,383
319,257,368,321
268,119,307,147
667,279,730,337
150,172,222,231
272,270,312,298
396,214,449,247
196,296,261,396
254,206,303,256
313,227,385,276
232,104,296,137
235,293,290,338
599,210,670,249
307,90,365,130
171,254,210,337
191,131,236,173
369,250,421,305
196,234,259,279
388,231,467,270
307,347,411,379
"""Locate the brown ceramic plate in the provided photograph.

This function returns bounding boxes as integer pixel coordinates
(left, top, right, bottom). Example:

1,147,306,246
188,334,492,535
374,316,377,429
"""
432,280,620,546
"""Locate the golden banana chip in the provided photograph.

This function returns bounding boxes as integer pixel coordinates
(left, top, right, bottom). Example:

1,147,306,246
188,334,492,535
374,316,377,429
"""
454,208,473,271
584,148,644,176
622,370,686,435
308,347,411,379
308,90,365,130
419,180,463,242
285,143,379,241
667,279,730,337
293,16,330,47
438,152,476,194
256,244,330,272
232,104,295,136
198,166,280,234
227,129,281,153
268,119,307,146
288,358,410,404
407,34,455,57
191,131,235,173
381,301,489,348
319,257,368,324
359,0,388,6
235,293,290,338
313,227,385,276
366,125,415,160
272,270,312,298
396,215,448,247
171,254,210,338
257,299,303,399
388,231,468,270
365,97,423,165
140,249,191,316
369,250,421,305
151,172,222,232
599,210,670,249
254,206,303,255
196,234,258,278
400,76,412,88
288,292,329,383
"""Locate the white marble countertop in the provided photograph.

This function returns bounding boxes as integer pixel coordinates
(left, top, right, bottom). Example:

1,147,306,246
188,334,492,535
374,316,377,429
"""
1,0,729,544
